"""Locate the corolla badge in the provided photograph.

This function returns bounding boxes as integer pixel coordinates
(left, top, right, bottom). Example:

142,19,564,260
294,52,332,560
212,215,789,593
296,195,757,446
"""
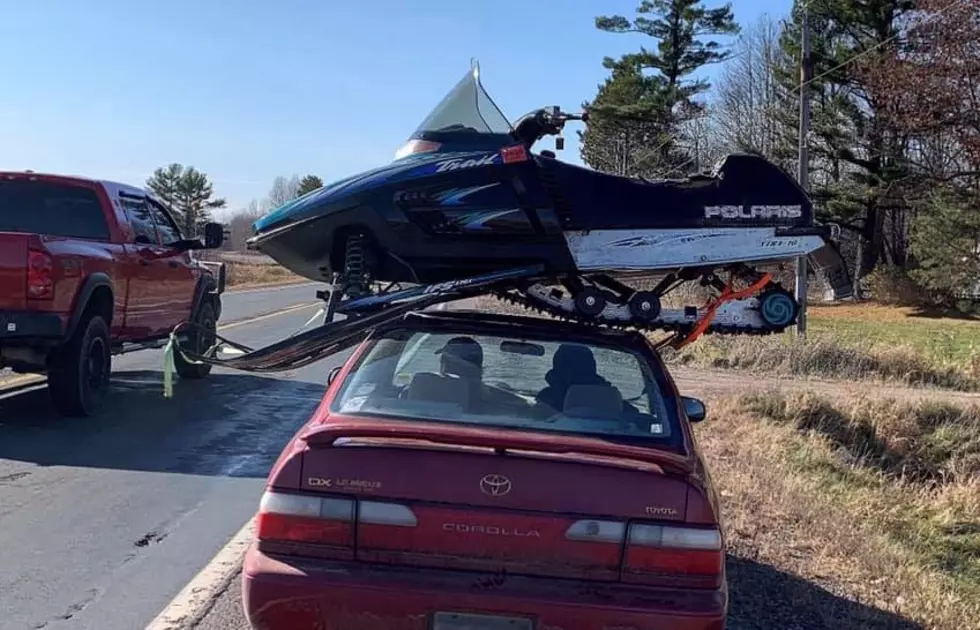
480,474,512,497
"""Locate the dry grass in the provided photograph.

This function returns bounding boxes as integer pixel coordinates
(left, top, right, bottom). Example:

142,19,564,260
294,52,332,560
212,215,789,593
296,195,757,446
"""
473,293,980,391
704,392,980,629
664,334,980,392
222,262,306,288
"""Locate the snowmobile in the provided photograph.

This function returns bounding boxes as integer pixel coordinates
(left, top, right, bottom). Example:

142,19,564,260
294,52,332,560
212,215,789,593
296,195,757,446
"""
166,61,853,377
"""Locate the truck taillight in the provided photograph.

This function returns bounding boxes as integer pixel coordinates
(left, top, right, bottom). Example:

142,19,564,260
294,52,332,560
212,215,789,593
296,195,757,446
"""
27,249,54,299
623,523,724,588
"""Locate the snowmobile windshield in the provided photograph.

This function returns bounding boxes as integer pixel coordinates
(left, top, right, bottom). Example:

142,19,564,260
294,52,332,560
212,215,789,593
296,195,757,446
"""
411,63,513,137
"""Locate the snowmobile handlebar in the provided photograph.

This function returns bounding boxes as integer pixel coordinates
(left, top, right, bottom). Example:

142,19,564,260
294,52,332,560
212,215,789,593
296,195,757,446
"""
512,107,589,149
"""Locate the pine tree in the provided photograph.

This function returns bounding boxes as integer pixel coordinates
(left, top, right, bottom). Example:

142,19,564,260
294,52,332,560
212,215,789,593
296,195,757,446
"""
147,164,226,238
146,163,183,217
772,0,915,277
297,174,324,196
581,0,739,176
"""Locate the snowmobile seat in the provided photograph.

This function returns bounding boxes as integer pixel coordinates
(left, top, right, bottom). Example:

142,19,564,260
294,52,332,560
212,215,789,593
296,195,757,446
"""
535,152,812,231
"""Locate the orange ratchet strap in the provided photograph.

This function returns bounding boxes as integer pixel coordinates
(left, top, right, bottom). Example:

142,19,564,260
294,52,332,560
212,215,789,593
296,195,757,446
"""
670,272,773,350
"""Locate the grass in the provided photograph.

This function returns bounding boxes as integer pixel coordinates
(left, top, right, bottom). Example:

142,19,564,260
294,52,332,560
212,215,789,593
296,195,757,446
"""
663,302,980,391
658,292,980,390
474,293,980,391
663,333,980,392
222,262,306,288
703,392,980,629
807,303,980,364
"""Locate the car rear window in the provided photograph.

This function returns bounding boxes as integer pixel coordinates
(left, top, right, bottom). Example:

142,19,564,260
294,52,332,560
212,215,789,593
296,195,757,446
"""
0,180,110,240
331,329,676,444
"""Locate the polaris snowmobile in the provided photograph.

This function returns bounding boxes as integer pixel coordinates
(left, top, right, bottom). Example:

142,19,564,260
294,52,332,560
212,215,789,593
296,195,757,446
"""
163,62,853,379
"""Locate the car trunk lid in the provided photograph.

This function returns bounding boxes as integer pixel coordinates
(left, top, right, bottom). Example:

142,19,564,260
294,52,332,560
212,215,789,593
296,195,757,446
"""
295,419,693,581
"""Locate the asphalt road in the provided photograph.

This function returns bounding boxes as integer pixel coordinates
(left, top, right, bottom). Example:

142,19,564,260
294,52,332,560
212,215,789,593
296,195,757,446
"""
0,281,349,630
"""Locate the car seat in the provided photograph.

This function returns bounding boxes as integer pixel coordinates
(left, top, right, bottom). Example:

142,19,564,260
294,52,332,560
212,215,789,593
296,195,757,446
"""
562,384,624,421
405,372,470,409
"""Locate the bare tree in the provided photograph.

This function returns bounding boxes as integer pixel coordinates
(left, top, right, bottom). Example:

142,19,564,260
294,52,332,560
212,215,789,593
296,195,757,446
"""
711,14,784,160
266,175,302,209
226,199,265,251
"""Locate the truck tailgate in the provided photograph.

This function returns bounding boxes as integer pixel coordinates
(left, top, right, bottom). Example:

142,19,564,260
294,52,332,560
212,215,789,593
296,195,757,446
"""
0,232,28,309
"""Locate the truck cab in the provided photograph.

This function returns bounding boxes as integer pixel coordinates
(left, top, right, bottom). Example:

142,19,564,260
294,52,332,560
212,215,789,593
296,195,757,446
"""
0,171,226,416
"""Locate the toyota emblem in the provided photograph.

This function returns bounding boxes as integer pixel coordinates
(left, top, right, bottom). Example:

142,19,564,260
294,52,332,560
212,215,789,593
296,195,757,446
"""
479,474,512,497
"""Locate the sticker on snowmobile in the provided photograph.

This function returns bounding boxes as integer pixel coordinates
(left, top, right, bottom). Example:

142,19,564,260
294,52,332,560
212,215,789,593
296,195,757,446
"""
704,205,804,220
760,238,802,248
434,153,500,173
433,183,501,205
445,208,522,230
608,232,725,248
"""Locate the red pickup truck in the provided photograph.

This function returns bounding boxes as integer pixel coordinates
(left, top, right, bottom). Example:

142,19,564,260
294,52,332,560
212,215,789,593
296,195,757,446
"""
0,171,227,416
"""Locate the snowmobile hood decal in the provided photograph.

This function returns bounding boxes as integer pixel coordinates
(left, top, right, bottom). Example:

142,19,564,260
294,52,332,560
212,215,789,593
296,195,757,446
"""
252,151,500,232
607,232,728,248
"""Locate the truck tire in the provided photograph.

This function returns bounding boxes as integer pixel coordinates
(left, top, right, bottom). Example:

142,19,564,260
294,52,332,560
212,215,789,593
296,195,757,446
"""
48,314,112,417
174,300,217,380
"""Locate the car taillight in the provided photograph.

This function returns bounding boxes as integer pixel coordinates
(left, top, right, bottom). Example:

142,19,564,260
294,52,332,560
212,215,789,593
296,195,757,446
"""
256,491,354,549
27,249,54,299
623,523,723,588
256,491,418,556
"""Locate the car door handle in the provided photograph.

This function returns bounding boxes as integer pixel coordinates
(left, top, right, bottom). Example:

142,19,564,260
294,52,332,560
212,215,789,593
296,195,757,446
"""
139,259,150,267
168,261,179,268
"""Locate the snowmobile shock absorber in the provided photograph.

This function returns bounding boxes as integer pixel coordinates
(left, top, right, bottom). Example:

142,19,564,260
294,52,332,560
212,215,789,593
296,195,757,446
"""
341,231,370,299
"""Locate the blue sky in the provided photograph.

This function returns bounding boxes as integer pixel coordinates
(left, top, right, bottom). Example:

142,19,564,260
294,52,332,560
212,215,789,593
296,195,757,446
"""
0,0,789,216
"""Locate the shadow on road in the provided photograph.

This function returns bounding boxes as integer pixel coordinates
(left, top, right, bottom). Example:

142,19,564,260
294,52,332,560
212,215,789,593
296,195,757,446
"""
727,555,923,629
0,369,325,479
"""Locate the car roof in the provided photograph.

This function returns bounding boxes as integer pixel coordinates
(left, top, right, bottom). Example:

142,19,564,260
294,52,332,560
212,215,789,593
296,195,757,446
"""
371,309,659,355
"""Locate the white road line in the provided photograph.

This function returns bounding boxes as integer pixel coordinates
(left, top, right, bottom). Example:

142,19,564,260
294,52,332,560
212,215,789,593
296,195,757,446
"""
144,519,255,630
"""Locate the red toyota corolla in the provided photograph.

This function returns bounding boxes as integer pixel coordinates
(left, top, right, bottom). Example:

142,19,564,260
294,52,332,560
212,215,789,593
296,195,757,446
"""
242,309,726,630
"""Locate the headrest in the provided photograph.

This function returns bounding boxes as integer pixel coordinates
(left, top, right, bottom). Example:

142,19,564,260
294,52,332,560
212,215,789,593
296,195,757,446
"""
563,384,623,420
405,372,470,407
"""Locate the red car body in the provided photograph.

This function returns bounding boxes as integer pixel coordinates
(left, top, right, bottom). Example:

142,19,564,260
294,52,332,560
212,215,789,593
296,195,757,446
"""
242,310,726,630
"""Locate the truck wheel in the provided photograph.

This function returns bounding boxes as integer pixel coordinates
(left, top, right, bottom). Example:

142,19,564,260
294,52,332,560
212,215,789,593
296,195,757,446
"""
48,315,112,417
175,300,217,380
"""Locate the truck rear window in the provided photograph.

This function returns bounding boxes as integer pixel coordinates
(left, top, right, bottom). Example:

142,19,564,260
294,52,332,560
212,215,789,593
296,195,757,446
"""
0,180,110,240
331,330,678,446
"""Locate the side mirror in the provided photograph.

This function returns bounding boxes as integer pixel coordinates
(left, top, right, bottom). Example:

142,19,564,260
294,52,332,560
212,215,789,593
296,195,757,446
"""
682,396,706,423
203,222,225,249
327,366,342,386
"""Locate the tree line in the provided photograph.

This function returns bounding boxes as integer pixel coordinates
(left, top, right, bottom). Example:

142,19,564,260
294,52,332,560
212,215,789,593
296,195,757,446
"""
580,0,980,306
145,164,323,250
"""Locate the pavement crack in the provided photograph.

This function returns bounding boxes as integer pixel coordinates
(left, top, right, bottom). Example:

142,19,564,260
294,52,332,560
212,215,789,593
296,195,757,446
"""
134,529,168,548
58,588,99,620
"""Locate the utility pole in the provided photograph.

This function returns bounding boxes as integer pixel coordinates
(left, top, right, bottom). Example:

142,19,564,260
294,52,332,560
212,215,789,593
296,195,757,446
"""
795,2,812,337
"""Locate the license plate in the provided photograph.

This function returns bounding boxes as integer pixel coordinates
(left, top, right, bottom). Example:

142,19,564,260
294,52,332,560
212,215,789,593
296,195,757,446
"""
432,612,534,630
